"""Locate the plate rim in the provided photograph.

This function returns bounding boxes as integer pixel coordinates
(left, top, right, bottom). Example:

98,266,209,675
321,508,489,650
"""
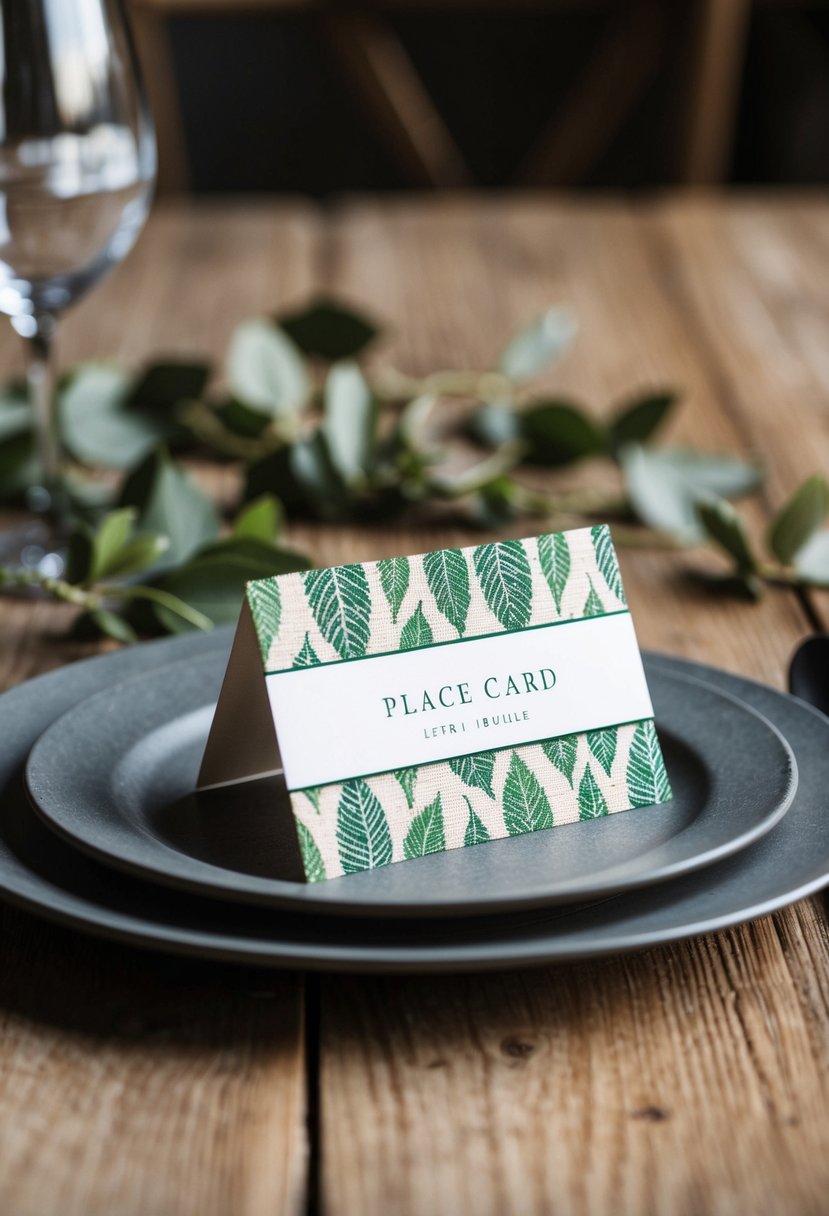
23,648,798,917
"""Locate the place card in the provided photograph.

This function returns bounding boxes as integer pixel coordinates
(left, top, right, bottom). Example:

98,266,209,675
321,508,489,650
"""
198,525,672,882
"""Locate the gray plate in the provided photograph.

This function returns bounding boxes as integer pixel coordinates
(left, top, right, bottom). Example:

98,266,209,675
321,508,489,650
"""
24,652,796,917
0,632,826,971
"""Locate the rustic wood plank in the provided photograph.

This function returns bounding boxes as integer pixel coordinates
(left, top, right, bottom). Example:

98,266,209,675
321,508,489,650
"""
0,201,318,1216
316,197,829,1216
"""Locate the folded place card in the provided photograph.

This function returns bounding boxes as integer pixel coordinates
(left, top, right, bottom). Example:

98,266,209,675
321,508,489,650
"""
199,525,672,883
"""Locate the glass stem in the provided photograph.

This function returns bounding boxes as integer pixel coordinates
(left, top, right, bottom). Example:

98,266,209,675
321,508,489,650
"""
23,313,62,506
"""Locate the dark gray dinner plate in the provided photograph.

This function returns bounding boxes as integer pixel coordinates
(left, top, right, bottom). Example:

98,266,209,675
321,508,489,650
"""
24,651,796,917
0,632,826,971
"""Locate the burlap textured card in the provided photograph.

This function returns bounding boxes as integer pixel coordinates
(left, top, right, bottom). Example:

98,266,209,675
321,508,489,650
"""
199,525,672,882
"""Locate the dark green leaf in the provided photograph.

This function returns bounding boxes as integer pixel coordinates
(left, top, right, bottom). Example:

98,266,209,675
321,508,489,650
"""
400,601,433,649
503,752,553,835
127,361,210,413
394,768,417,809
292,631,320,668
403,793,446,859
767,475,829,565
227,319,310,419
520,401,605,467
215,397,272,439
279,298,379,361
463,796,490,846
64,526,94,584
578,764,608,819
497,308,577,381
542,735,578,787
337,779,392,873
449,752,495,798
119,447,220,568
697,496,757,572
233,494,284,543
297,821,326,882
591,524,626,604
587,726,617,777
626,721,672,806
378,556,410,624
304,563,371,658
248,578,282,661
423,547,470,635
473,539,533,629
607,391,677,457
538,531,570,613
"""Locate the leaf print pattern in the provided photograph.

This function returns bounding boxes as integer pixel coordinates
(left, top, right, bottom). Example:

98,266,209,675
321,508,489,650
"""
626,721,672,806
304,563,371,659
587,726,617,776
378,556,410,624
400,601,433,649
297,821,326,882
463,797,491,846
247,578,281,661
336,779,393,873
591,524,626,604
449,752,496,798
403,793,446,859
583,577,604,618
394,767,417,809
473,539,533,630
542,735,578,786
423,547,470,635
293,632,320,668
503,752,554,835
538,531,570,614
578,764,608,819
303,787,321,813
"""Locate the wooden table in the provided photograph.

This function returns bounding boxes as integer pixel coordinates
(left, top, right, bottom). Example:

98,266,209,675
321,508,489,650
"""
1,195,828,1216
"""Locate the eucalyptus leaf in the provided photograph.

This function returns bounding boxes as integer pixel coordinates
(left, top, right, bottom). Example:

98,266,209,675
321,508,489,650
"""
279,298,379,361
607,391,676,457
323,362,376,485
127,361,210,413
520,401,605,466
696,496,757,572
793,531,829,586
767,475,829,565
88,608,138,645
119,447,220,567
468,402,521,448
89,508,138,582
227,319,310,419
497,308,577,382
60,364,167,469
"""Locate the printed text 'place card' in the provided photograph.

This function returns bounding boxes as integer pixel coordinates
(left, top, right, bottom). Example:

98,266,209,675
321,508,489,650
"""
199,526,672,883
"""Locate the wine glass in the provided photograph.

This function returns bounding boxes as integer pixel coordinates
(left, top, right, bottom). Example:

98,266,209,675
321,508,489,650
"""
0,0,156,572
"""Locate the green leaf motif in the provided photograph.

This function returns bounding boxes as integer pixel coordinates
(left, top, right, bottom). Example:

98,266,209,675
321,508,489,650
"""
463,796,490,847
449,752,495,798
297,821,326,882
591,524,626,604
378,556,410,624
304,563,371,659
247,579,281,661
293,631,320,668
400,601,433,650
473,540,533,630
627,721,672,807
304,787,321,813
537,531,570,613
578,764,608,820
337,779,393,873
423,547,470,636
587,726,617,777
767,474,829,565
542,735,578,787
394,767,417,809
583,578,604,618
403,793,446,860
503,752,553,836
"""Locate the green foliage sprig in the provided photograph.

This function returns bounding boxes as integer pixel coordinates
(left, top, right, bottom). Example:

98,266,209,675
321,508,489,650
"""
2,297,828,643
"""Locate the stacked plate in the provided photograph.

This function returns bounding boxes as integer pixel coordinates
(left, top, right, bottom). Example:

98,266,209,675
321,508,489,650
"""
1,628,826,972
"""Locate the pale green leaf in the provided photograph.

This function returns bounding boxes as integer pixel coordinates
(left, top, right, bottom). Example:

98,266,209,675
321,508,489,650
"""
323,361,376,485
503,752,553,835
233,494,283,543
227,318,310,418
403,793,446,859
337,779,393,873
60,363,166,469
473,539,533,630
578,764,608,819
537,531,570,613
89,508,137,581
304,563,371,659
378,556,410,624
626,721,672,807
793,531,829,586
583,578,604,617
497,308,577,381
423,547,470,635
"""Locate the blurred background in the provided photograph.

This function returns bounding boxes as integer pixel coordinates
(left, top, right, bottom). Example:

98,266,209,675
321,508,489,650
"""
128,0,829,196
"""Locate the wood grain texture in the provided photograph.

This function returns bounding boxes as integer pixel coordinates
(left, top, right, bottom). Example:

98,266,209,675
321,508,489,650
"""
2,197,829,1216
316,197,829,1216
